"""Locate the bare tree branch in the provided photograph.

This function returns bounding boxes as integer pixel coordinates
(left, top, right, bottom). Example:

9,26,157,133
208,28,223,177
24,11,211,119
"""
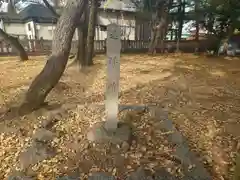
42,0,60,18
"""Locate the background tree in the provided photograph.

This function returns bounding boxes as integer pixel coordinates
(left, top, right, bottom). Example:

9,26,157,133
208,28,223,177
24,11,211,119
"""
139,0,173,54
85,0,98,66
21,0,87,111
75,5,88,67
0,0,28,60
200,0,240,38
51,0,99,68
12,0,98,67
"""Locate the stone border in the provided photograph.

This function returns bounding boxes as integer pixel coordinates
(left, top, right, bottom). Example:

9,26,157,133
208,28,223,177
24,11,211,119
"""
8,104,211,180
87,104,211,179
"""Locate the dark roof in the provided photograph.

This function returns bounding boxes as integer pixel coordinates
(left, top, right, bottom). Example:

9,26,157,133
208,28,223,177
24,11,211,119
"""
20,4,57,21
0,12,23,23
0,2,137,24
0,4,58,23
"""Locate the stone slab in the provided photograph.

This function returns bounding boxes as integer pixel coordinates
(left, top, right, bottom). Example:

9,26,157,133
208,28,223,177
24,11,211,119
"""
87,121,132,144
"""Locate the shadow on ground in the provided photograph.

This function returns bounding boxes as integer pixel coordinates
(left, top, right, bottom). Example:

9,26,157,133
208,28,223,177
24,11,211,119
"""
1,54,240,180
60,55,240,180
0,57,104,121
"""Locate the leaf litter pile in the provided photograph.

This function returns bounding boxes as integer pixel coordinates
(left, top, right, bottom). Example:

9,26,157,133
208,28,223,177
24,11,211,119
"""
0,54,240,180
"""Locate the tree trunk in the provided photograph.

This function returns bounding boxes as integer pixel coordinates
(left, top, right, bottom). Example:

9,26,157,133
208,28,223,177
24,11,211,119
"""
160,20,169,52
194,0,200,53
152,25,162,53
148,1,170,54
76,27,85,64
76,25,88,67
75,2,89,67
0,29,28,61
148,26,158,55
195,0,199,41
177,0,185,40
85,0,98,66
22,0,86,111
148,11,168,54
227,23,234,38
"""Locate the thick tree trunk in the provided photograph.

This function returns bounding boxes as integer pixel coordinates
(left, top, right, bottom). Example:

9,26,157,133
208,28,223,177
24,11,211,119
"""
75,2,89,67
152,26,162,54
227,24,234,38
76,25,88,66
85,0,98,66
0,29,28,61
160,21,169,52
148,1,170,54
148,12,161,55
148,26,157,55
76,27,85,64
148,12,168,54
22,0,86,111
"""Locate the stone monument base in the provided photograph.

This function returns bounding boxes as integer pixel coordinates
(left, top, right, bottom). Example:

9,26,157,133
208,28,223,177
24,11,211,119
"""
87,121,132,144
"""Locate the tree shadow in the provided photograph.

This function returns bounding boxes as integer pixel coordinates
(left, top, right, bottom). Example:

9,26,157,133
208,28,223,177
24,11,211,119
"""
0,56,104,121
58,55,240,179
1,54,240,179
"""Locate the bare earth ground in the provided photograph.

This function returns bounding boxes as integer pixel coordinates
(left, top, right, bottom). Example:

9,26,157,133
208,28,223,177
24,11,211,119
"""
0,54,240,180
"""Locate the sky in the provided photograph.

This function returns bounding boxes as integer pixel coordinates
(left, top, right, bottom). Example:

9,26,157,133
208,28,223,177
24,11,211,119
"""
0,1,8,12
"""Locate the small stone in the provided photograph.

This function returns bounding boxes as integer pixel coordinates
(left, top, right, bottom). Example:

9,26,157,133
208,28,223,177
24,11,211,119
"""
87,121,132,144
40,117,59,129
56,130,66,137
146,135,151,142
127,167,153,180
112,168,117,176
113,154,125,168
121,141,130,152
135,152,143,158
57,176,79,180
61,104,78,111
171,131,183,145
8,171,33,180
88,172,115,180
19,142,56,170
140,146,147,152
127,165,132,169
32,128,54,143
132,140,137,145
154,168,175,180
25,168,37,177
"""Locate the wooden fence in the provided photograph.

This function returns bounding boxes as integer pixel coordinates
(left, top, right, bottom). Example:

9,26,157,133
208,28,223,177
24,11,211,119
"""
0,39,216,56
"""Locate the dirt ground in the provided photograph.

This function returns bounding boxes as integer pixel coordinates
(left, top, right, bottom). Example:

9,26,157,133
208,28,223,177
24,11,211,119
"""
0,54,240,180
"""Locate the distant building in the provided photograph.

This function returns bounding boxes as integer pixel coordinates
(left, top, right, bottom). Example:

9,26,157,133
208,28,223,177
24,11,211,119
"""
0,1,137,40
0,4,58,40
96,0,136,40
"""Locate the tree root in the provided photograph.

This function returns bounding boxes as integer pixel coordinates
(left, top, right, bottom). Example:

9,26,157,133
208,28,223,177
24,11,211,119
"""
0,102,49,121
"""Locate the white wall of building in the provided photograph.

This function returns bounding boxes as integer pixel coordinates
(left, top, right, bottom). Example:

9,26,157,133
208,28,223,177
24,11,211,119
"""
35,23,78,40
97,11,136,40
0,11,136,41
24,20,36,39
36,23,55,40
3,23,26,38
